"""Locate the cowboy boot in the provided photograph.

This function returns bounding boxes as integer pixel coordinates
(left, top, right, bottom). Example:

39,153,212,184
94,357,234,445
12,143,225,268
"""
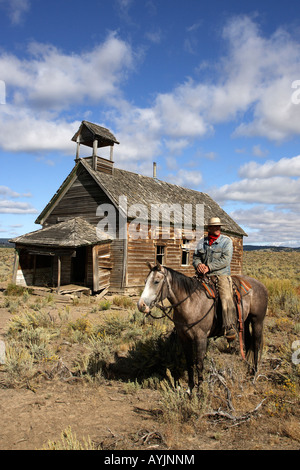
222,303,237,341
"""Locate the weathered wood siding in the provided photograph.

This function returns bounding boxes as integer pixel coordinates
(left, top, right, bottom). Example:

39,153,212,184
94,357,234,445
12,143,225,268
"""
126,223,195,289
126,224,243,289
46,166,111,227
97,242,112,290
110,239,126,291
14,247,54,287
43,166,125,291
34,163,243,293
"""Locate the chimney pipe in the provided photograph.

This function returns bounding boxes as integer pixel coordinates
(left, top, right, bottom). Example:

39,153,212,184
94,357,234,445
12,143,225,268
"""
153,162,157,179
75,135,80,162
92,139,98,170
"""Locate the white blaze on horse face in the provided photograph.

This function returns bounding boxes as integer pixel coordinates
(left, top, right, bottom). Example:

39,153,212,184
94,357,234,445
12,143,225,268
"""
138,270,163,313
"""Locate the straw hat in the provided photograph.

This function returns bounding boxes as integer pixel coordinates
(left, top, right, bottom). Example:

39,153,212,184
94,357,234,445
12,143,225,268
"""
207,217,223,226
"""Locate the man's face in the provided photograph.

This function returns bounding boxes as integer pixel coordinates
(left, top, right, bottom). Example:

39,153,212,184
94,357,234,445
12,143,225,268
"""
208,225,221,236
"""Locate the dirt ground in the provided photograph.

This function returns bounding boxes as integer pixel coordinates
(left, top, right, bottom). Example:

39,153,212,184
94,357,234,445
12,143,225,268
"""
0,281,299,451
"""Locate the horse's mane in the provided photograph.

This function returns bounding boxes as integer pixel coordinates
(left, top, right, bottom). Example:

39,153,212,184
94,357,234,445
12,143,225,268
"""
163,266,203,296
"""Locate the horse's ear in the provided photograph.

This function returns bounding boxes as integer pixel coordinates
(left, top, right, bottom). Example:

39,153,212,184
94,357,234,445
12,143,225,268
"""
146,261,154,271
156,262,162,271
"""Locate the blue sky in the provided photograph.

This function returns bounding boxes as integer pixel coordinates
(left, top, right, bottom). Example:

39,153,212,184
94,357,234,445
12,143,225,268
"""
1,0,300,246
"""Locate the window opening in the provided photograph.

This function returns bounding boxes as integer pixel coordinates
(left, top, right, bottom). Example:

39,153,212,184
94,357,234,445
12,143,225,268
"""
156,245,165,265
181,239,190,265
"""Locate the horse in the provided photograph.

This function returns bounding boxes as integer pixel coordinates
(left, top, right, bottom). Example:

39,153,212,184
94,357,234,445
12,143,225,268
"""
137,262,268,392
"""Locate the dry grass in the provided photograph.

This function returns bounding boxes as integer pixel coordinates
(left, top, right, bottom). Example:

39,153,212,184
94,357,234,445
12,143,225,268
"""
0,247,299,449
0,248,14,283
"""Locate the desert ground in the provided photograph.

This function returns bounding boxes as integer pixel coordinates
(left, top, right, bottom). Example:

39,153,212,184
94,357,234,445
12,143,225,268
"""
0,247,299,450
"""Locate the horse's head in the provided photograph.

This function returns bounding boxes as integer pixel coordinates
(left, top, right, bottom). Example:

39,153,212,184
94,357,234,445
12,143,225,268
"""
137,262,168,314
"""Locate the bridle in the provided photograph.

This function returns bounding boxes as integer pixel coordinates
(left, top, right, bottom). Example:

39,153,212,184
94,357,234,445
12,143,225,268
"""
146,268,216,329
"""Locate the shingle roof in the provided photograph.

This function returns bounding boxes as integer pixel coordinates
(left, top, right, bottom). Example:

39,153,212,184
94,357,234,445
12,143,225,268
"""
35,158,247,237
81,159,247,236
11,217,112,247
71,120,119,148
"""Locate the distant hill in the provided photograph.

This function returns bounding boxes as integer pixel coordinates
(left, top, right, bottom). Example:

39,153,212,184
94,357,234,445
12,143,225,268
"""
0,238,14,247
243,245,300,252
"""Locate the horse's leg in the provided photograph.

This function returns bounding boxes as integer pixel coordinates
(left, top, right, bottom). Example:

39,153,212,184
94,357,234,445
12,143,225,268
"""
195,334,207,388
181,339,194,393
252,319,263,373
244,316,252,357
245,315,263,374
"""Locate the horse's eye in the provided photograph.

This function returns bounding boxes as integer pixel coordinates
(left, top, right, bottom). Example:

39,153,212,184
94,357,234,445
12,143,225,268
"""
154,280,160,285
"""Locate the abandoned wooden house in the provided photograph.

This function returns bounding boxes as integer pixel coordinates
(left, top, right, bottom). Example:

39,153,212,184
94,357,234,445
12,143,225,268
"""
11,120,247,294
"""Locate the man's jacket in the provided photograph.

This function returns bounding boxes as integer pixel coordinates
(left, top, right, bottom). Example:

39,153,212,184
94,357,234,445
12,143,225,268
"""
192,234,233,275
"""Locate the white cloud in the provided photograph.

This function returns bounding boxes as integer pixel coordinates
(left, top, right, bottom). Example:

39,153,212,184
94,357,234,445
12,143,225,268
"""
110,15,300,164
252,145,269,157
211,152,300,246
230,206,300,246
152,16,300,143
239,155,300,179
0,184,37,214
0,105,80,153
0,32,136,154
2,15,300,159
0,0,30,25
164,138,190,155
0,200,38,214
166,169,203,188
0,186,20,198
145,30,162,44
211,176,300,205
0,33,135,111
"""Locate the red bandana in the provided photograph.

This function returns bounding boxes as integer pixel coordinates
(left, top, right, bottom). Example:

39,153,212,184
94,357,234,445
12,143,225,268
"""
208,233,220,246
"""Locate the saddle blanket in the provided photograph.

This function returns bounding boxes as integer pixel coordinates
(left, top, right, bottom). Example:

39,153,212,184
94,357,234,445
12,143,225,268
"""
231,276,252,297
200,275,252,299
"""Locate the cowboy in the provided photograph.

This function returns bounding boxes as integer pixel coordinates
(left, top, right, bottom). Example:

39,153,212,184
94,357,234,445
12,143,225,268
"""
192,217,236,341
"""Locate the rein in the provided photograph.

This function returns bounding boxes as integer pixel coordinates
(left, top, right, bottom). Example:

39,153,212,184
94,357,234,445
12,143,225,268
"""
148,270,216,330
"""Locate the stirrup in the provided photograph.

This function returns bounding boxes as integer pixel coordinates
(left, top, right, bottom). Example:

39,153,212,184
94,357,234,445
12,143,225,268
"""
225,327,236,342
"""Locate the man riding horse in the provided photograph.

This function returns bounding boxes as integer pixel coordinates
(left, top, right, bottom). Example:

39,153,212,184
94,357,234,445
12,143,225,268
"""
193,217,236,341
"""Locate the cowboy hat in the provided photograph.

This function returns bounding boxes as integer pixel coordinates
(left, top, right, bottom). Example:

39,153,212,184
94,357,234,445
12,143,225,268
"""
207,217,223,226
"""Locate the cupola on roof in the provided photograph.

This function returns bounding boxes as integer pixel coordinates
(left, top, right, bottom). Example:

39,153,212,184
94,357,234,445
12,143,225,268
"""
71,120,119,148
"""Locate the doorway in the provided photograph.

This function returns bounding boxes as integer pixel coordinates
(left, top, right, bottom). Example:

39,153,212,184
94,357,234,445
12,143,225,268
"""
71,247,86,284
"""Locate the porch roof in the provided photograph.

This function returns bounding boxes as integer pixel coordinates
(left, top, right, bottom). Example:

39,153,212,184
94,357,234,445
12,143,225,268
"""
11,217,112,248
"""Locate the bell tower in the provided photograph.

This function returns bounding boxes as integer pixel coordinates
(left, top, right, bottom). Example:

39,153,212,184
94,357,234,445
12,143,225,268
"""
71,121,119,174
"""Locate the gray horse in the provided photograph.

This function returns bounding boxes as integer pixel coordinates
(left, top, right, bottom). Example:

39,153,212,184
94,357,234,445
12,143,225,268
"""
137,262,268,392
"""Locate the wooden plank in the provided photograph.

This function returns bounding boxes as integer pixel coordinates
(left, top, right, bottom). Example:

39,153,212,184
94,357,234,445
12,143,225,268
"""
12,249,19,284
94,286,109,300
58,284,91,295
30,288,73,303
57,256,61,293
92,245,99,292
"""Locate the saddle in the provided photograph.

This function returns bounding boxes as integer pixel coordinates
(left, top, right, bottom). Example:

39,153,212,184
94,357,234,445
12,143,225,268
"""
198,274,252,360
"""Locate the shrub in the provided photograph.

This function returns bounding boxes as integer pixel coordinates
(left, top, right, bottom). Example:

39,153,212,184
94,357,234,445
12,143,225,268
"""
78,334,116,379
127,330,186,382
6,310,56,337
261,278,300,316
159,380,209,424
98,300,111,310
112,295,135,309
4,342,36,387
4,284,31,297
43,426,95,450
